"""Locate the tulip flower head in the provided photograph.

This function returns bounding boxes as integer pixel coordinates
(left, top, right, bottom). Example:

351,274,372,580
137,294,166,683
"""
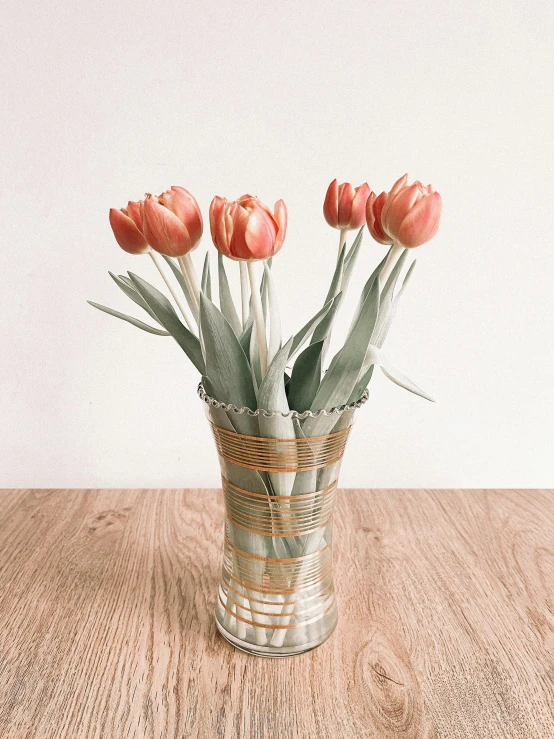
323,179,371,230
209,194,287,261
109,201,149,254
140,186,203,258
380,174,442,248
365,191,393,245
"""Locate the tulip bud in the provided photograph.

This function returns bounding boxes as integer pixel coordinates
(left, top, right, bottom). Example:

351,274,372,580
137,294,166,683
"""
141,186,203,257
365,191,393,245
380,174,442,248
323,179,371,230
209,194,287,261
109,201,149,254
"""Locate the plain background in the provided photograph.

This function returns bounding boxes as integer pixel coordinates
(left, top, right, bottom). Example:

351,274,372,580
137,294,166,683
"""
1,1,553,488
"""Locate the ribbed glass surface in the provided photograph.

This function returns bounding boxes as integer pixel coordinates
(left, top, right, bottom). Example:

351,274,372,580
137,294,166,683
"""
201,387,362,656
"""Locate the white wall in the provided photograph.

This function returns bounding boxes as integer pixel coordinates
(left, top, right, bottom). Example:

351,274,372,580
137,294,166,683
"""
1,0,553,488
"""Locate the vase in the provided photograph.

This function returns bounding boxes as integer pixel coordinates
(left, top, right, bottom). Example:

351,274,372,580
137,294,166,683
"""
199,383,368,657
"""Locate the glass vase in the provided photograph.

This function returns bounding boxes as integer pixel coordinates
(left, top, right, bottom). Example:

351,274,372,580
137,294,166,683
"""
199,383,368,657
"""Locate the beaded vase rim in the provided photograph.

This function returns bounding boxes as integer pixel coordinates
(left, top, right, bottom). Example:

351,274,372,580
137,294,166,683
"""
197,383,369,420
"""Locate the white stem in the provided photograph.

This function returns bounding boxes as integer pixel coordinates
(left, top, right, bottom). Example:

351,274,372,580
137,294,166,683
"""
379,242,404,289
222,600,235,631
269,527,327,644
149,251,196,332
247,593,267,645
235,585,248,640
177,255,200,319
269,600,296,647
338,228,347,261
239,260,249,329
183,253,201,304
223,557,248,640
247,261,267,378
265,263,282,366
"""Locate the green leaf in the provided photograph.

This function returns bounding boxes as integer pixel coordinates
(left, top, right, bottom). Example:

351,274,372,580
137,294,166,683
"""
127,273,205,374
160,254,197,318
289,294,340,358
249,314,262,391
239,320,253,357
320,298,343,359
310,231,364,357
345,248,390,338
263,262,282,363
341,227,364,292
199,292,257,410
347,365,374,404
374,259,416,348
382,248,408,297
201,375,216,398
354,344,434,402
310,242,347,345
371,248,408,340
287,340,323,413
324,240,347,304
349,256,416,397
310,275,380,411
108,272,159,323
257,338,296,496
217,253,242,337
201,252,212,301
258,337,294,413
87,301,170,335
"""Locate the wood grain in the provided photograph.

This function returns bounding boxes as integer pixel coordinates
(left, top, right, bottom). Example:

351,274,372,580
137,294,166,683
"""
0,489,553,738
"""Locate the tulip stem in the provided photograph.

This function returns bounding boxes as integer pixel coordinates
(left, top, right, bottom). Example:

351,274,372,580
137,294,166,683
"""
379,242,404,289
338,229,347,261
182,253,201,304
177,255,200,320
149,251,196,332
247,261,267,378
239,261,249,329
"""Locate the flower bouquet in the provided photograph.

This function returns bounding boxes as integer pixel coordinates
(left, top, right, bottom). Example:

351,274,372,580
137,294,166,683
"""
89,175,442,656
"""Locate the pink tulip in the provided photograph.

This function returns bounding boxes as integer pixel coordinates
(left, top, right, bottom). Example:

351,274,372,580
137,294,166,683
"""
109,201,149,254
380,174,442,248
365,191,392,245
323,179,371,230
209,194,287,261
141,186,203,257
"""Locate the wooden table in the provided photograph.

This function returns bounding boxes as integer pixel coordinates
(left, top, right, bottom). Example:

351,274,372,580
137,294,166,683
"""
0,489,553,738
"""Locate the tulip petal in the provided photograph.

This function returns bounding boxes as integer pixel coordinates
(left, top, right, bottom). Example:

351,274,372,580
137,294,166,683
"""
365,191,376,223
209,196,232,257
223,204,237,255
337,182,355,228
163,186,203,245
349,183,371,229
142,197,193,257
396,192,442,248
244,205,277,260
237,193,257,206
109,208,149,254
272,199,287,253
323,179,339,228
372,192,388,227
389,173,409,199
228,205,252,260
366,191,392,244
209,193,286,261
380,173,408,232
125,201,144,231
382,183,422,238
